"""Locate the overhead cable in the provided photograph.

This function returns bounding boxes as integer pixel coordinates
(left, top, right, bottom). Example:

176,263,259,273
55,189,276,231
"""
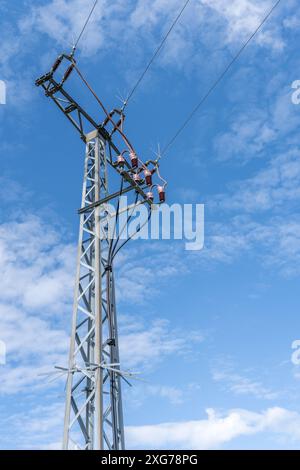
72,0,99,55
161,0,281,156
124,0,192,107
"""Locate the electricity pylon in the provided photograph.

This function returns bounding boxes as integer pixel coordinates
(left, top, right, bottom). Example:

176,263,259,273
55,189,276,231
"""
62,132,124,450
36,53,166,450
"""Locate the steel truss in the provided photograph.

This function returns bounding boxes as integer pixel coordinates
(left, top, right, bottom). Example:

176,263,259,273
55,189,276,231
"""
63,132,125,450
36,55,166,451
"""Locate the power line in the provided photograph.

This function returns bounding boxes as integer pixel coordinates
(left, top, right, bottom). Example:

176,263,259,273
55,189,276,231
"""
125,0,191,107
162,0,282,156
72,0,99,54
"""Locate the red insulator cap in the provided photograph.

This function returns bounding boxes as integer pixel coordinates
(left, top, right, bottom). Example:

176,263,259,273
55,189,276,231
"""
130,152,138,168
158,186,166,203
133,173,141,184
147,191,154,201
144,169,152,186
117,155,125,167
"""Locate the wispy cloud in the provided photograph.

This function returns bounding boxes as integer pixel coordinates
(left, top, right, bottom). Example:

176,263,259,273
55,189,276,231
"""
0,402,64,450
199,215,300,277
214,149,300,212
119,315,204,370
214,86,300,164
212,364,279,400
0,213,74,394
4,401,300,450
0,204,204,396
126,406,300,449
0,215,75,313
116,243,189,303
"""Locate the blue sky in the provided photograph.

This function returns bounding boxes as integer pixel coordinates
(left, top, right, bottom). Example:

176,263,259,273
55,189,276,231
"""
1,0,300,450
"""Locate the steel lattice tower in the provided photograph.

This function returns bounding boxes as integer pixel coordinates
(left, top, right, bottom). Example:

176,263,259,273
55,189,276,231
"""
63,133,124,449
36,53,166,450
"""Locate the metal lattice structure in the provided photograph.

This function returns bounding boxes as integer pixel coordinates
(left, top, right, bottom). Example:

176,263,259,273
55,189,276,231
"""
36,53,166,450
62,133,124,450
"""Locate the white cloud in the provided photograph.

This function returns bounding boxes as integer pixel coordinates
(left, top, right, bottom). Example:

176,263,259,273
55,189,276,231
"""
3,403,300,450
0,303,68,360
127,382,201,408
146,385,184,405
119,315,203,370
214,109,277,162
0,402,64,450
283,9,300,30
214,86,300,164
21,0,127,57
127,383,185,407
199,214,300,277
0,214,74,394
215,149,300,212
116,243,189,303
126,406,300,449
0,0,288,108
204,81,300,276
0,176,32,204
0,211,203,395
212,366,279,400
131,0,284,51
19,0,287,64
0,215,75,313
199,220,250,264
260,218,300,277
203,0,284,50
0,200,298,450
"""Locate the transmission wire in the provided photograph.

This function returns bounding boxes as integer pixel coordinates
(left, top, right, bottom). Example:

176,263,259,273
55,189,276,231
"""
161,0,282,156
125,0,192,107
72,0,99,54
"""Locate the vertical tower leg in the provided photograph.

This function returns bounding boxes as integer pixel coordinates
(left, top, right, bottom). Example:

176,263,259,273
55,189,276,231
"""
63,132,125,450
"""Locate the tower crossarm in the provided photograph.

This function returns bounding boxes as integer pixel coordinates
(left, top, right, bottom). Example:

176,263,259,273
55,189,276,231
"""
35,54,167,207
